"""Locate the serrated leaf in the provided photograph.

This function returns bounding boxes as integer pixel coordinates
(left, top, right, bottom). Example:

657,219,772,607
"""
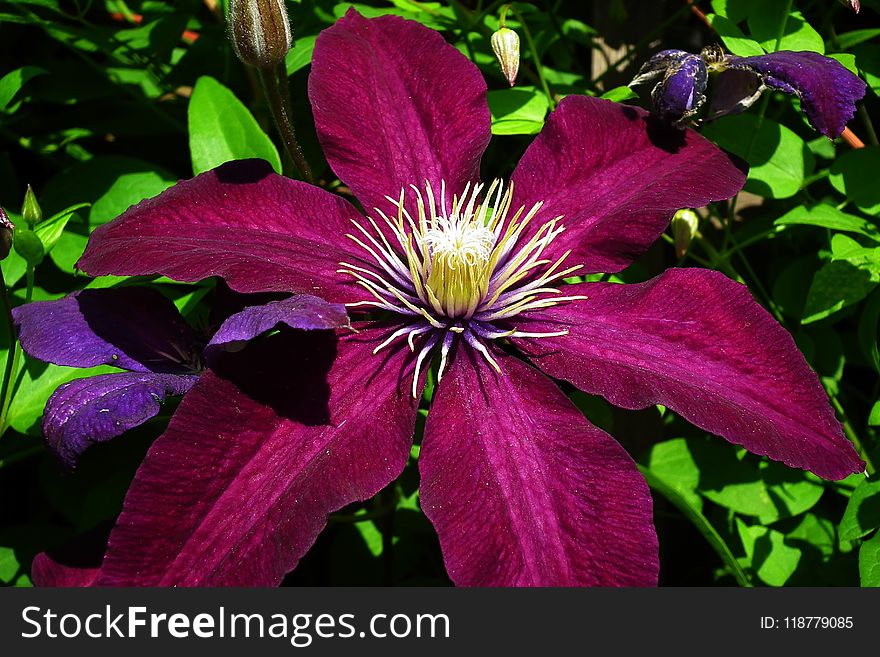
839,477,880,542
188,76,282,175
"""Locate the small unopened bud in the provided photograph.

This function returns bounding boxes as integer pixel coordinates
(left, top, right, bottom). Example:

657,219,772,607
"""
228,0,292,70
671,209,699,258
22,184,41,228
491,27,520,87
839,0,860,13
0,207,13,261
13,229,44,267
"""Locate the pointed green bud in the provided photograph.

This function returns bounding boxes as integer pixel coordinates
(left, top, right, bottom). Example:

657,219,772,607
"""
13,229,44,267
22,184,41,228
228,0,292,70
491,27,520,87
671,208,699,258
0,206,13,261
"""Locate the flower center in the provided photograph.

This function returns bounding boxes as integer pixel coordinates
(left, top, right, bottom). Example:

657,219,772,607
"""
339,179,585,395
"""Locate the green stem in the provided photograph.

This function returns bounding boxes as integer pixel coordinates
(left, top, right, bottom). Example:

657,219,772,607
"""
858,105,879,146
829,395,876,476
0,267,17,436
638,465,753,587
258,65,315,184
0,444,43,470
510,7,554,108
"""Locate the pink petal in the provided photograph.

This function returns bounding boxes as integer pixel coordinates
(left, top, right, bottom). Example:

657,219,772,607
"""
515,269,864,480
94,326,420,585
420,345,658,586
309,8,491,217
77,159,369,304
510,95,746,273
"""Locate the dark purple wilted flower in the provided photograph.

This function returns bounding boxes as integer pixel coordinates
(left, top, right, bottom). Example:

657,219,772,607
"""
13,287,346,468
631,46,867,138
36,9,863,587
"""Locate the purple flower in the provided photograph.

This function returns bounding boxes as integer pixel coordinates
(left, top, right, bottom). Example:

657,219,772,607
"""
631,47,867,138
13,287,347,468
37,9,863,587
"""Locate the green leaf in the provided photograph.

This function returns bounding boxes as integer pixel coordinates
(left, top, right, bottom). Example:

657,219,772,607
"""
639,464,751,586
736,519,801,586
643,438,702,511
188,76,282,175
0,546,20,585
748,9,824,54
90,171,174,225
710,0,760,24
0,66,47,112
702,114,811,199
839,477,880,542
706,14,765,57
600,86,638,103
830,147,880,216
775,204,880,240
487,87,550,136
828,53,859,76
869,400,880,426
837,29,880,50
285,35,318,76
802,260,879,324
859,531,880,586
853,44,880,97
34,202,90,253
645,436,822,523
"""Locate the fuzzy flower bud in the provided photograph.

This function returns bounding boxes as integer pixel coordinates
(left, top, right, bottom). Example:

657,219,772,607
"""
0,206,13,261
671,208,699,258
228,0,292,70
840,0,860,12
491,27,520,87
22,184,41,228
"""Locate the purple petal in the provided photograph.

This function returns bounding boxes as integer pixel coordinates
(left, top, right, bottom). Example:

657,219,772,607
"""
630,49,693,87
650,54,708,125
705,68,764,120
309,8,491,217
420,345,658,586
510,95,746,274
77,160,370,304
514,269,864,480
13,287,199,373
44,372,199,468
726,51,867,138
205,294,349,359
93,326,419,585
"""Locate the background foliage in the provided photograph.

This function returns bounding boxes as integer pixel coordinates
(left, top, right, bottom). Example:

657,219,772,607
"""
1,0,879,587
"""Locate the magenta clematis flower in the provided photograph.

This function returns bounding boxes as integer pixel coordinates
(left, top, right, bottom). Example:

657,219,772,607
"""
37,9,863,587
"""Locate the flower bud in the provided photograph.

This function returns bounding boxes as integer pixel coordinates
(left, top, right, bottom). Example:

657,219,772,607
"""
0,207,13,261
228,0,292,70
491,27,520,87
13,229,44,267
671,209,699,258
22,184,41,228
839,0,860,12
